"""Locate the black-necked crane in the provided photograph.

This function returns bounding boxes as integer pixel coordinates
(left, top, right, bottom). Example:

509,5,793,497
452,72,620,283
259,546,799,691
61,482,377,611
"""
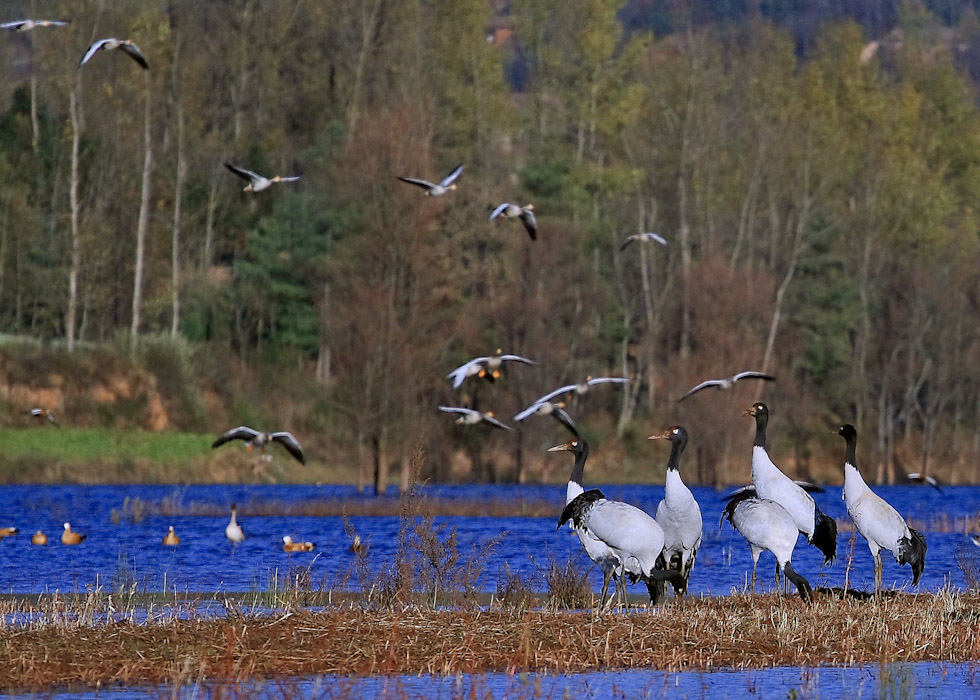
549,437,622,610
744,403,837,565
648,426,702,603
722,491,813,601
553,438,683,607
447,349,536,388
212,426,306,464
837,424,926,593
679,371,775,402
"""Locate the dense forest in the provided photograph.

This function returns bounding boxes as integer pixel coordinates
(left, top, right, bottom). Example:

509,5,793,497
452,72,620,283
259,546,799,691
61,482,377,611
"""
1,0,979,488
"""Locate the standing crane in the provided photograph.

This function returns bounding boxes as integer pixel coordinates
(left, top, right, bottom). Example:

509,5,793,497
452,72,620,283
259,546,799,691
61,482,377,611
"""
722,491,813,601
744,403,837,565
836,424,926,593
648,426,702,603
553,439,683,608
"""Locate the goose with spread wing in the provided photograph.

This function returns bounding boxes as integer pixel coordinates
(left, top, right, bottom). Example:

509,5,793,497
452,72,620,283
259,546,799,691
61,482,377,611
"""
398,164,463,196
679,371,775,402
226,163,300,192
447,349,536,388
489,203,537,240
620,232,667,251
79,38,148,69
211,426,305,464
439,406,513,432
2,19,69,31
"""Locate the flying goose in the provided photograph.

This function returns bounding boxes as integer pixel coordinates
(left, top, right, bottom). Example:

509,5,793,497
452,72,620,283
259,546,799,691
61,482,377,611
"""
907,473,941,491
211,426,305,464
514,399,578,436
225,163,300,192
397,164,463,196
282,535,315,552
489,203,537,240
526,376,629,407
26,408,57,425
679,371,775,402
447,349,537,388
438,406,513,432
79,38,148,69
620,232,667,251
1,19,69,31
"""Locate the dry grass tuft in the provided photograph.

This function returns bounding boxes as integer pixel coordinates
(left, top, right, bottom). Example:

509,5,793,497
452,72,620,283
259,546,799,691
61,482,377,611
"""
2,591,980,692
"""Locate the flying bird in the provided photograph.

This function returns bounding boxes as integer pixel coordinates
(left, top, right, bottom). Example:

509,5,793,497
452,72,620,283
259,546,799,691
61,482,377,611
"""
397,163,463,196
225,163,300,192
282,535,315,552
620,232,667,251
907,473,941,492
744,403,837,566
225,504,245,543
722,492,813,600
447,349,536,388
79,38,148,69
1,19,69,32
526,376,629,407
648,426,702,603
514,399,578,436
489,203,537,240
438,406,513,432
678,371,775,402
837,424,926,593
26,408,57,425
211,426,306,464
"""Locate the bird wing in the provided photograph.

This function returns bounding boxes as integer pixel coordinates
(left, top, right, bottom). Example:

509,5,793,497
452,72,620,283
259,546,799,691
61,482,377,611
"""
586,377,629,387
514,401,545,422
499,354,536,365
225,163,262,182
533,384,579,404
212,426,260,448
642,232,668,245
270,432,305,464
1,21,28,29
488,203,511,221
447,357,488,388
79,39,111,66
41,20,70,27
120,42,148,69
397,177,435,190
732,371,775,382
438,163,464,188
278,176,301,182
678,380,722,402
482,414,514,432
619,235,638,251
439,406,477,417
520,209,537,240
551,406,579,436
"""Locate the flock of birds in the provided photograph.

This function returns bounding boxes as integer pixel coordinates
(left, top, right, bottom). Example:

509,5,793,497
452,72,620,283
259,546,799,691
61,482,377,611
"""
0,13,947,609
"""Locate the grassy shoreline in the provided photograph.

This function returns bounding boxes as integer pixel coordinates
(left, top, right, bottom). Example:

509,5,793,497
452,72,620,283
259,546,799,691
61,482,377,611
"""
1,591,979,692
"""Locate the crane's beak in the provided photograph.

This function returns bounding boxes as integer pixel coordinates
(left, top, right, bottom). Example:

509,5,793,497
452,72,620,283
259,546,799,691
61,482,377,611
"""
648,430,671,441
741,406,757,417
547,440,577,452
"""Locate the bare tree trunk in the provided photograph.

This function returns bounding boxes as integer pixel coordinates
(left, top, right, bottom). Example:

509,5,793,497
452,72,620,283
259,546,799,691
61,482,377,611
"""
30,72,40,155
66,83,83,352
345,0,383,144
202,171,219,271
171,103,186,337
131,74,153,343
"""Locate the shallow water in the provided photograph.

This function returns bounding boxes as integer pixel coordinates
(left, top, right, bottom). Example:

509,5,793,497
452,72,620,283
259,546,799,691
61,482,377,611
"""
0,483,974,596
3,662,977,699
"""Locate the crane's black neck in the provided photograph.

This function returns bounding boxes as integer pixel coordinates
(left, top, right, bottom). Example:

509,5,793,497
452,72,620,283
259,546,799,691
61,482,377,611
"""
842,432,857,468
568,442,590,487
753,412,768,448
666,435,687,472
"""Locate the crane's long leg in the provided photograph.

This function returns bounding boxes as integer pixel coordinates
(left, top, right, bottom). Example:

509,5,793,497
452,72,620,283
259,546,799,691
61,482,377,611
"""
751,556,759,591
874,553,882,596
598,568,614,611
616,573,629,611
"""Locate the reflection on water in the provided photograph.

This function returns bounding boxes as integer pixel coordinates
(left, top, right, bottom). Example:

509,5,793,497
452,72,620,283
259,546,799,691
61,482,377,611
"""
3,663,977,699
0,483,975,596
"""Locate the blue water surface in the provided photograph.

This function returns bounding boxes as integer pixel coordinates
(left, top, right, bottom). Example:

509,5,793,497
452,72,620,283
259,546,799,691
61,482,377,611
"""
0,483,975,596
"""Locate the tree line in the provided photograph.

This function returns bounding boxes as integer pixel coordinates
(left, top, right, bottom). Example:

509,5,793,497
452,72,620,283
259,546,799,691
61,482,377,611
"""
0,0,978,487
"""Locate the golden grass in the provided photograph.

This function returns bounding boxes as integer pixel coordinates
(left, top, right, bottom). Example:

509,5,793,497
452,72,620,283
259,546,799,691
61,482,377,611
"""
2,591,979,692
